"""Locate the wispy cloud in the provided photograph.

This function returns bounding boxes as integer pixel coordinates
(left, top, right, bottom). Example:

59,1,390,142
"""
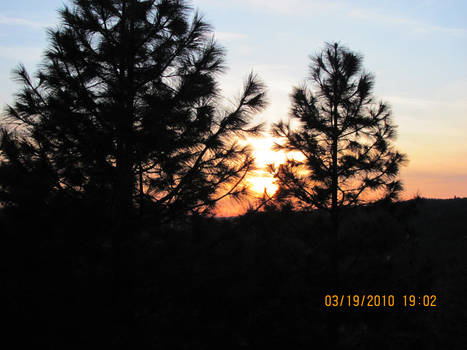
196,0,467,38
196,0,346,15
215,31,247,41
0,46,43,63
385,95,467,115
0,14,47,29
348,9,467,37
235,0,346,15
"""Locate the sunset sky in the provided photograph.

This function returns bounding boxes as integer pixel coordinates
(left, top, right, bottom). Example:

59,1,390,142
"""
1,0,466,216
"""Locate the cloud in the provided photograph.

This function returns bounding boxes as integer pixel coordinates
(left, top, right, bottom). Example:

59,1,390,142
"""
386,95,464,109
234,0,346,15
195,0,346,15
195,0,467,38
384,95,467,121
0,46,44,63
215,31,247,41
0,14,46,29
348,9,467,37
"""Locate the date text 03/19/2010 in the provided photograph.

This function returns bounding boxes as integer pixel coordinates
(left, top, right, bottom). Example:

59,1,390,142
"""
324,295,437,308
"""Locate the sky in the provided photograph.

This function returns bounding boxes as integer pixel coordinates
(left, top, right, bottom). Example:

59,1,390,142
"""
1,0,466,214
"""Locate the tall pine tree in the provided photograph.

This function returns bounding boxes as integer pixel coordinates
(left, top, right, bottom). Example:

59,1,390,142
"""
272,42,406,214
271,42,407,280
0,0,266,225
0,1,267,342
270,41,407,347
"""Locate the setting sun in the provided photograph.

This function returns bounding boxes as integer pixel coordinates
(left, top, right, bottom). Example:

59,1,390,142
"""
248,171,279,196
245,136,305,196
245,137,283,196
247,137,287,168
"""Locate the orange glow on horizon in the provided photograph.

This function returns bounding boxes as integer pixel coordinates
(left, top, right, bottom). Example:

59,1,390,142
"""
213,135,467,217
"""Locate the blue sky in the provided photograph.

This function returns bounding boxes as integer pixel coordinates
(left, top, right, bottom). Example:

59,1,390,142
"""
1,0,466,198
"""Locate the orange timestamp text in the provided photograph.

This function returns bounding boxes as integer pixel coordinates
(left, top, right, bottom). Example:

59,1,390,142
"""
324,294,437,308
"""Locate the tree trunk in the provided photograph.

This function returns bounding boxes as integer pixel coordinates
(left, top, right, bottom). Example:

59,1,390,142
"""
328,94,340,347
111,3,136,346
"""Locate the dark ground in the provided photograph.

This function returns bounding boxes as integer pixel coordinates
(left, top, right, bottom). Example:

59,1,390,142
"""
2,197,467,349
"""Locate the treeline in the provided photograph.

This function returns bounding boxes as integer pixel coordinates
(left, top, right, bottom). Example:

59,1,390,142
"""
3,195,467,348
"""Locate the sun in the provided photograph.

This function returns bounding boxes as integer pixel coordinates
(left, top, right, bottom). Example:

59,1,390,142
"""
247,137,287,168
245,136,304,196
215,136,299,216
248,172,279,196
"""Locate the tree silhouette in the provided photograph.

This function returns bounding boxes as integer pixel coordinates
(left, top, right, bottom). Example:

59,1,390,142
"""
0,0,266,225
271,42,407,280
0,1,267,332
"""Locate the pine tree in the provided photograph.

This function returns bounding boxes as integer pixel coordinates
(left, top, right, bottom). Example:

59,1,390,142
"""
272,42,406,213
271,42,407,287
0,1,267,342
0,0,267,225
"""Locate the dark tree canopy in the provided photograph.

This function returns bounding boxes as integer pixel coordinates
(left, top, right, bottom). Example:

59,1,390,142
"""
0,0,267,223
271,42,407,213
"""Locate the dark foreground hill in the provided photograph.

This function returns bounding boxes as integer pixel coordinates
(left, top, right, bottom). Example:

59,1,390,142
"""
1,197,466,349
